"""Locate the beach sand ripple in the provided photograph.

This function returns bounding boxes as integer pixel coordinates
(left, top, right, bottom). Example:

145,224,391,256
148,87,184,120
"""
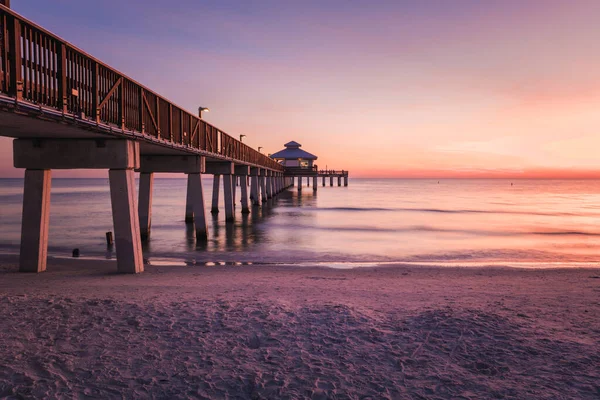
1,292,599,399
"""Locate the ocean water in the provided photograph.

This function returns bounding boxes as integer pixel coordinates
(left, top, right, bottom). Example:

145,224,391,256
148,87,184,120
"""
1,178,600,268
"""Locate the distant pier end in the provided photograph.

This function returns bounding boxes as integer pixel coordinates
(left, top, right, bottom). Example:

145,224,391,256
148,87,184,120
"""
270,141,349,190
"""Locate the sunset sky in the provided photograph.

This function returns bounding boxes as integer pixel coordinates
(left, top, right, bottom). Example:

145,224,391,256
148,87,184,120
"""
2,0,600,178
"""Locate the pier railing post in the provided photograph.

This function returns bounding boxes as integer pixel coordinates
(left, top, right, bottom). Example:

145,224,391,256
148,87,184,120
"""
19,169,51,273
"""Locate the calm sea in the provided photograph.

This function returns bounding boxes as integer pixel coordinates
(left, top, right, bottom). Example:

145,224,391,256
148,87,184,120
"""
1,178,600,268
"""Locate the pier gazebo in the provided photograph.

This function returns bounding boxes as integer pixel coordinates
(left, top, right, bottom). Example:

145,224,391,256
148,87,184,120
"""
271,141,349,190
270,141,318,171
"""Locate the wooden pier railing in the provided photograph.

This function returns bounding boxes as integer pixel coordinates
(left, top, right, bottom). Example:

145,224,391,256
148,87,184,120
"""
0,4,282,171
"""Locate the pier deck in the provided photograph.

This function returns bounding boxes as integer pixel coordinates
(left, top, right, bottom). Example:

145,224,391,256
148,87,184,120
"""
0,3,292,273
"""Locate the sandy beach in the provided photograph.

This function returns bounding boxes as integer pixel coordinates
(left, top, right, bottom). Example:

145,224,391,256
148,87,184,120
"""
0,255,599,399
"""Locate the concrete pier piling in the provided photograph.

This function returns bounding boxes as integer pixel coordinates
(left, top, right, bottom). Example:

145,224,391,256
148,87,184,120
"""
187,173,209,241
313,176,318,191
338,176,342,186
19,169,51,273
138,172,154,240
260,170,268,203
185,175,195,223
250,168,261,206
298,176,303,191
211,175,220,214
344,176,348,186
235,165,251,214
109,168,144,274
14,139,144,274
322,176,326,186
222,174,235,222
330,176,334,186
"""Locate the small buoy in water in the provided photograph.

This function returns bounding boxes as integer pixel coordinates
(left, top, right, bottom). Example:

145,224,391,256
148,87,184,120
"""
72,248,80,257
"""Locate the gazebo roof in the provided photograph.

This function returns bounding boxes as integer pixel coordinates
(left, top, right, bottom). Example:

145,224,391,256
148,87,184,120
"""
270,141,318,160
284,141,302,148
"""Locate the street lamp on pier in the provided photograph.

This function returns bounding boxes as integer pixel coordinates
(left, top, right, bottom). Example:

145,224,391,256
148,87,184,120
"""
198,107,210,119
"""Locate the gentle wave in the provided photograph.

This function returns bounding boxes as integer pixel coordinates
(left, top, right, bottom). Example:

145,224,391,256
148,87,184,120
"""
300,206,585,217
270,223,600,237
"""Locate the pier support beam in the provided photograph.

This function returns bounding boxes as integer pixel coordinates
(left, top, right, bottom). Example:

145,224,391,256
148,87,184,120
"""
223,174,234,222
338,176,342,186
250,168,261,206
137,155,205,227
330,176,334,186
260,169,268,202
298,176,303,192
235,165,251,214
205,162,235,221
344,176,348,186
14,139,142,274
188,173,208,240
19,169,51,273
109,168,144,274
322,176,325,187
138,172,154,240
313,176,318,191
266,171,273,199
211,175,220,214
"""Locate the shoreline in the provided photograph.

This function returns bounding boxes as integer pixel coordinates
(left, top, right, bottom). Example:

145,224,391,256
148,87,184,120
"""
3,253,600,271
1,255,599,398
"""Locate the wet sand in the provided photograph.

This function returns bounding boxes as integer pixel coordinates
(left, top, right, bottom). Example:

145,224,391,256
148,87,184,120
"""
0,255,599,399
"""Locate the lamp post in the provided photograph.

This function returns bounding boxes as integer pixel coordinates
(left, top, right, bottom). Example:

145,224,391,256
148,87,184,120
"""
198,107,210,119
240,134,246,142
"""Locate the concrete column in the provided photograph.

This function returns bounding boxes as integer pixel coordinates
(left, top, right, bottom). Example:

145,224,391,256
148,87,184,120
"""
322,176,326,186
188,173,208,240
211,175,220,214
344,176,348,186
260,171,268,202
330,176,334,186
185,174,194,223
138,172,154,240
109,169,144,274
232,175,237,208
251,175,261,206
266,172,272,199
223,174,235,222
298,176,303,192
313,176,318,191
338,176,342,186
19,169,51,273
240,174,250,214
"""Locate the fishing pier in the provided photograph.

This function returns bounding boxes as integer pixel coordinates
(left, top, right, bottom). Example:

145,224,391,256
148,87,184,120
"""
0,2,349,274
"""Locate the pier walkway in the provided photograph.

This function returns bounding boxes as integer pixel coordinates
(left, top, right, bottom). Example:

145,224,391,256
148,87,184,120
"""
0,3,292,273
285,167,349,190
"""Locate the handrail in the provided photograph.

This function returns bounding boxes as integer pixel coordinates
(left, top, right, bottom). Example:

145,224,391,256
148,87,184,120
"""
0,5,283,171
